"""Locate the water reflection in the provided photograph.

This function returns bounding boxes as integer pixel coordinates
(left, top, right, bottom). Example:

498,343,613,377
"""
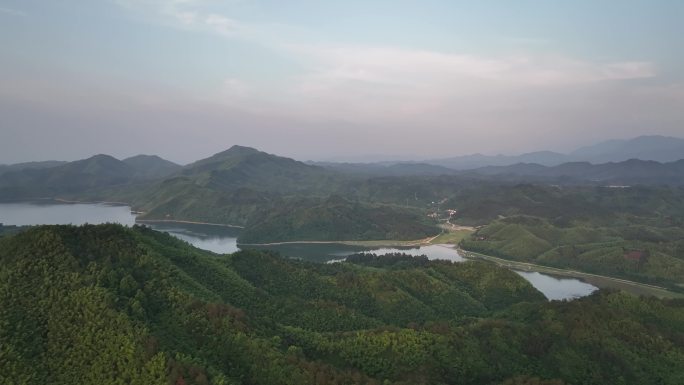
244,243,463,263
353,245,464,262
145,222,240,254
515,271,598,301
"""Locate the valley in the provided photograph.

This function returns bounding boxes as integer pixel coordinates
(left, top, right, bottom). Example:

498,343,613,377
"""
4,3,684,383
2,141,684,295
2,141,684,385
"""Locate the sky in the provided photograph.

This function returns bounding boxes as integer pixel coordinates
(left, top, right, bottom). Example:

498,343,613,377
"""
1,0,683,164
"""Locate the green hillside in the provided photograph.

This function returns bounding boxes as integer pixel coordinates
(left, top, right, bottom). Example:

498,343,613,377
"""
454,185,684,288
447,184,684,226
0,154,181,201
0,155,136,200
2,225,684,384
120,148,442,241
177,145,344,194
123,155,182,179
238,196,439,243
133,179,273,227
0,161,66,176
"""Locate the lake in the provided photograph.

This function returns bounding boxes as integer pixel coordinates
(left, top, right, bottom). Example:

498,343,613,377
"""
0,201,137,226
0,201,597,300
515,271,597,300
246,243,464,263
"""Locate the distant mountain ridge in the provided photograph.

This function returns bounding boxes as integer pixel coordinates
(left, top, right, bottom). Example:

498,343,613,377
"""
424,135,684,169
468,158,684,185
2,143,684,243
570,135,684,163
122,154,181,178
309,161,460,176
0,154,180,200
425,151,571,170
176,145,342,194
0,160,67,176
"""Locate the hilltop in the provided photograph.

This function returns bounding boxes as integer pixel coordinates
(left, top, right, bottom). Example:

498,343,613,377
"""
468,158,684,185
2,144,684,245
122,154,182,179
238,196,438,243
0,154,181,200
109,146,440,242
175,145,342,194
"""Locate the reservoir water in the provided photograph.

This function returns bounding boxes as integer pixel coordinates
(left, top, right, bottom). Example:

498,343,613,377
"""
0,201,596,300
515,271,597,300
0,201,136,226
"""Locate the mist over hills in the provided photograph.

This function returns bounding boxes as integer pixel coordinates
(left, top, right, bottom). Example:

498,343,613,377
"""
0,160,67,176
308,161,461,177
0,154,136,199
424,151,571,170
2,141,684,288
2,136,684,206
570,135,684,163
0,154,181,200
423,135,684,169
308,135,684,174
122,155,181,179
467,159,684,185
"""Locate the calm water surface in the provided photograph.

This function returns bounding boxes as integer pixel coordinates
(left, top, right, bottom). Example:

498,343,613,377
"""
515,271,597,300
0,201,136,226
144,222,241,254
0,202,595,300
246,243,464,263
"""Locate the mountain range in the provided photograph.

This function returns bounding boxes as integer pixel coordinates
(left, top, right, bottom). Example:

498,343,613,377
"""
0,154,181,200
467,158,684,185
1,138,684,242
1,140,684,210
424,135,684,169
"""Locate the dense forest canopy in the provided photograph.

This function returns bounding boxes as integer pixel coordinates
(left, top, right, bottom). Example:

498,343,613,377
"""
2,224,684,384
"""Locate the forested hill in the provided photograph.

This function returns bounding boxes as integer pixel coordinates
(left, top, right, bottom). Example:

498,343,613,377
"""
237,196,439,243
128,147,442,241
122,155,182,179
0,154,180,200
451,184,684,289
466,158,684,185
2,224,684,384
176,145,343,194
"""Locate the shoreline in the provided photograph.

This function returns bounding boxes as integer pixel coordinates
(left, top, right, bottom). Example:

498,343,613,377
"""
4,197,135,206
460,248,684,299
35,199,247,229
238,232,443,247
136,219,245,229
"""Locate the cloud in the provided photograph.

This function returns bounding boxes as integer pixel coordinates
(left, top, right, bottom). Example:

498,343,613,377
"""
210,44,656,125
288,44,656,87
100,0,678,159
204,14,244,36
113,0,276,41
0,6,26,16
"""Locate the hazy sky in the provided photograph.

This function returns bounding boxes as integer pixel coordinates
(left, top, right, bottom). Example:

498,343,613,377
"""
1,0,683,164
